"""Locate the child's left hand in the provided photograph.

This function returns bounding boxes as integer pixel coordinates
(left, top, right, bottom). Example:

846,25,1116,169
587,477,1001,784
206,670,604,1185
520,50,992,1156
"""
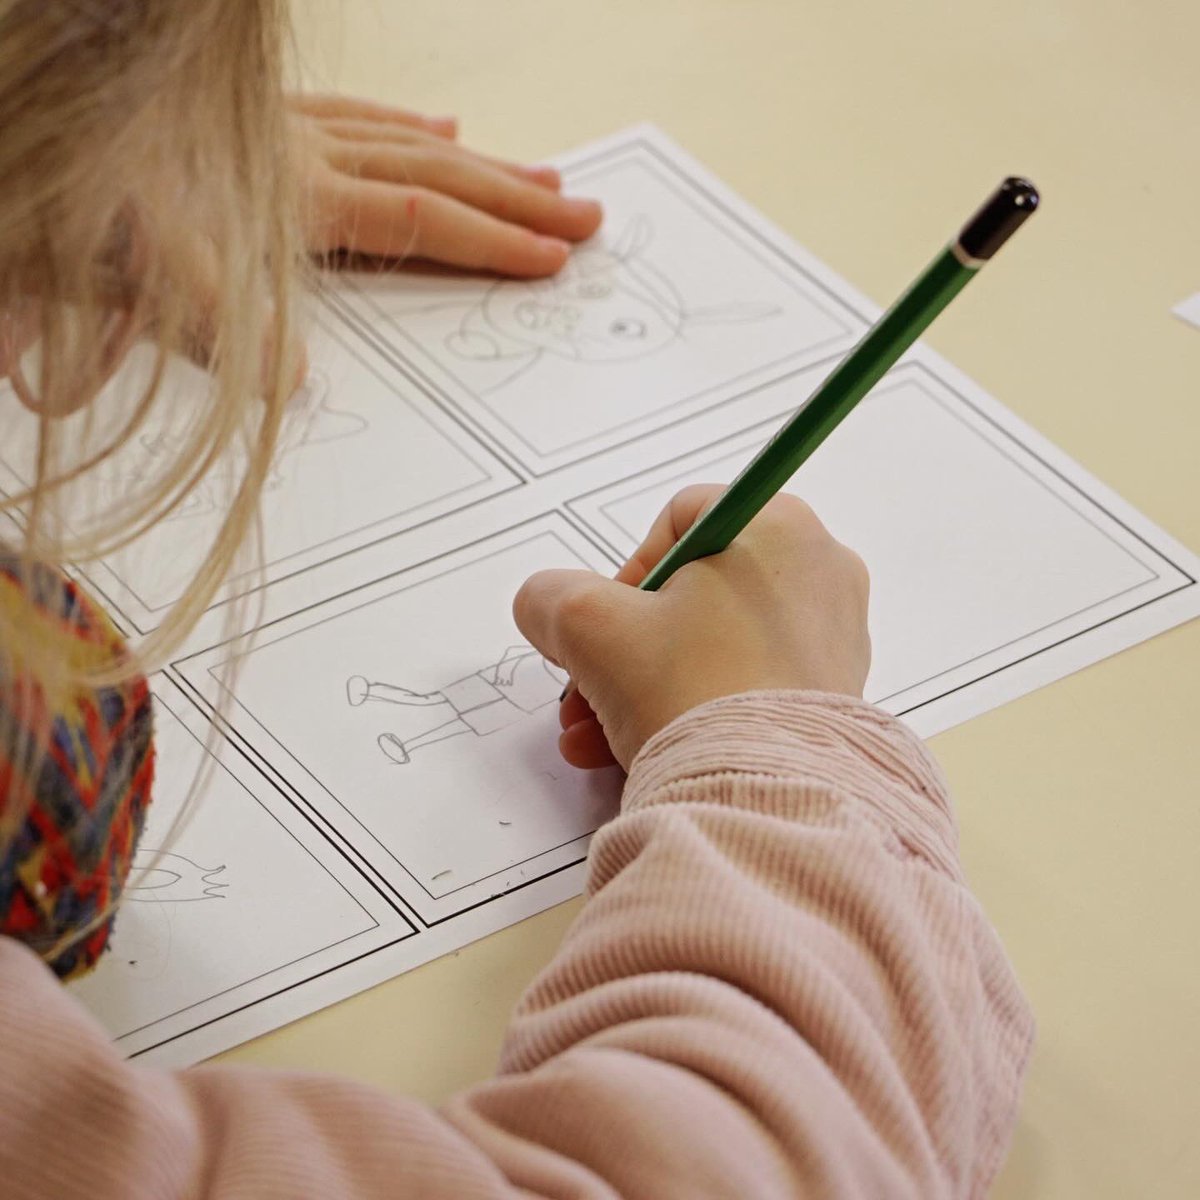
290,94,603,277
3,95,604,415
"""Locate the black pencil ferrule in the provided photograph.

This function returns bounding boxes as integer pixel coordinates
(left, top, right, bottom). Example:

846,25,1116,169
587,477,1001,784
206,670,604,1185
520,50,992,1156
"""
956,177,1039,262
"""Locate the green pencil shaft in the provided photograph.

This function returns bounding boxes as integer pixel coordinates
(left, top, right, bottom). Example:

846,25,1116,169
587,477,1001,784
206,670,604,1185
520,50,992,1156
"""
638,246,976,592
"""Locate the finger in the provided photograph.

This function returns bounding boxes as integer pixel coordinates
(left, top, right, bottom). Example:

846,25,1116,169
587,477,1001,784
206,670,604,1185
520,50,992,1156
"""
290,93,457,139
324,178,575,277
513,568,641,676
327,144,600,241
558,686,595,730
157,234,303,400
315,120,562,189
559,717,619,770
617,484,728,586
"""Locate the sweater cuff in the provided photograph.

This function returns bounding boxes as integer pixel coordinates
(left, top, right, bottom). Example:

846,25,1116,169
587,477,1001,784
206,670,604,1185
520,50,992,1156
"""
622,691,962,881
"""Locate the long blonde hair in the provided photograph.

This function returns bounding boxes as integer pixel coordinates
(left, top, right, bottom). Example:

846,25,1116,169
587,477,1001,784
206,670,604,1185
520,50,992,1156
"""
0,0,301,948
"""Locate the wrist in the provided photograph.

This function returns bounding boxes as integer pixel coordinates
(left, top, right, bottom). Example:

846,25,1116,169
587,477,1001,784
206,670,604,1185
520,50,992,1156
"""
621,690,962,880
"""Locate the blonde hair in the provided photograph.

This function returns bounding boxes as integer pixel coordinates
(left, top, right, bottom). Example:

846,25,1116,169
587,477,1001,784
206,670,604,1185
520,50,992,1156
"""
0,1,302,954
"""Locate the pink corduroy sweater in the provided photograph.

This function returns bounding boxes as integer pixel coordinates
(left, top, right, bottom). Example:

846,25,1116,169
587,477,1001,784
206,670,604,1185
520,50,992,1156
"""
0,692,1033,1199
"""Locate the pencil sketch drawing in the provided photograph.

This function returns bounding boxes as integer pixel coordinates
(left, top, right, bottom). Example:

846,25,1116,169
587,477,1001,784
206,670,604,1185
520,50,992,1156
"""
346,644,568,764
390,216,781,392
127,370,368,519
126,850,229,902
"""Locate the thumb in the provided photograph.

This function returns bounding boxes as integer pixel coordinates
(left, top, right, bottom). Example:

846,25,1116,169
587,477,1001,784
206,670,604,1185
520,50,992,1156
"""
513,567,646,684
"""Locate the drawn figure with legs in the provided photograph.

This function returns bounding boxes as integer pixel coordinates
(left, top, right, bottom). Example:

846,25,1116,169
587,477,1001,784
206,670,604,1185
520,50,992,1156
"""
386,215,781,392
346,645,568,765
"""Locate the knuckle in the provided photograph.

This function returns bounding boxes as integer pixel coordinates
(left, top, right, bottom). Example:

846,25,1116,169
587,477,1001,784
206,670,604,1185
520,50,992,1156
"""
756,492,825,546
422,146,461,180
511,578,536,628
404,185,428,218
401,188,439,250
486,178,518,220
554,584,610,639
553,588,624,668
512,571,552,629
677,482,723,506
766,491,817,524
841,545,871,596
672,482,724,525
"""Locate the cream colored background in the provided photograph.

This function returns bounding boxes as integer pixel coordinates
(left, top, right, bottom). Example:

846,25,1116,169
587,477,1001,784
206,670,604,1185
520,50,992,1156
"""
221,4,1200,1195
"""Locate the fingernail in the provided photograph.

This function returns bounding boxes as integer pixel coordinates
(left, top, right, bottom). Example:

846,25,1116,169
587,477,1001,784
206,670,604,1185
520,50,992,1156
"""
520,164,561,187
536,235,572,257
563,196,602,218
428,115,458,136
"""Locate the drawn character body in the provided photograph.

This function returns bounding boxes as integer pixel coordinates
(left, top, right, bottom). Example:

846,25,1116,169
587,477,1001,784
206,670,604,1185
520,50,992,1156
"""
388,216,779,393
124,370,367,519
99,851,228,980
346,645,567,765
126,850,229,903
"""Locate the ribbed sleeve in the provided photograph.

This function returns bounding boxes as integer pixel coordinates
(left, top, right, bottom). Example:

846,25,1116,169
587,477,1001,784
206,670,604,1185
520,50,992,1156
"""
0,692,1033,1199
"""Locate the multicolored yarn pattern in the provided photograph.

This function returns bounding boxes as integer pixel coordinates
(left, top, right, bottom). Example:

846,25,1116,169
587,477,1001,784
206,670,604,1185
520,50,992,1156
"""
0,554,154,978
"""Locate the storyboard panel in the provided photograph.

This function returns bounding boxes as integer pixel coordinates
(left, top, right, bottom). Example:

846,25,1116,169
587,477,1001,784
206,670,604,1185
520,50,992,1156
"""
0,309,518,633
340,129,864,474
177,514,623,926
69,680,408,1061
569,359,1196,736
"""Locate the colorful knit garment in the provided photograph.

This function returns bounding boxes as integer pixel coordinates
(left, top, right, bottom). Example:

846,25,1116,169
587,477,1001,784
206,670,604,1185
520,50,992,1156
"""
0,554,154,978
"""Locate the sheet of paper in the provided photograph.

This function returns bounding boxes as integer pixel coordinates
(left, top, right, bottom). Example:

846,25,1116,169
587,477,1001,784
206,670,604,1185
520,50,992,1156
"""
3,125,1194,1065
1172,291,1200,329
0,318,515,630
70,680,402,1059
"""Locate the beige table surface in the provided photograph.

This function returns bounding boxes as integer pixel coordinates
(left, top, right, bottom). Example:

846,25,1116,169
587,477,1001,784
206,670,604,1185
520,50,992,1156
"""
222,3,1200,1196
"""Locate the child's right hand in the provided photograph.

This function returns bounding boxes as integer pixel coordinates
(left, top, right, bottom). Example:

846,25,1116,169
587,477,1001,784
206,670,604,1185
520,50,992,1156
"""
514,485,872,771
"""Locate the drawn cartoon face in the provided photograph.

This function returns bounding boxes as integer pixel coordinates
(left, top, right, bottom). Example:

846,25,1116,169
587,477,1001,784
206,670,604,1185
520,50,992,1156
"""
480,258,683,363
466,215,779,370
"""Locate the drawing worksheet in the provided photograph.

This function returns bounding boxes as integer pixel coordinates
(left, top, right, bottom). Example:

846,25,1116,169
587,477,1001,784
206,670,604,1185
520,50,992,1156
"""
3,126,1196,1065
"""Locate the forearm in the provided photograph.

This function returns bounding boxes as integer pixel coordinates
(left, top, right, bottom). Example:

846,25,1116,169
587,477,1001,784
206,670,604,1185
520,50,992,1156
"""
449,692,1033,1198
0,693,1032,1200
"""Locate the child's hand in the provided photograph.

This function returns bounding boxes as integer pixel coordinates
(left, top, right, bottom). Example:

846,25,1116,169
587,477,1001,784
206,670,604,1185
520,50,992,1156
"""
4,96,602,414
514,485,872,771
290,94,603,277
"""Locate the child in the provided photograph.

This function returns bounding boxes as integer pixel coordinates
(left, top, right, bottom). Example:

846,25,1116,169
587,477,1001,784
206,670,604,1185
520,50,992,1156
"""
0,3,1032,1198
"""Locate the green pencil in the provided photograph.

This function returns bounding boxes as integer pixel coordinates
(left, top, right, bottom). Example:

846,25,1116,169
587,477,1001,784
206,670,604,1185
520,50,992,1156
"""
637,176,1039,593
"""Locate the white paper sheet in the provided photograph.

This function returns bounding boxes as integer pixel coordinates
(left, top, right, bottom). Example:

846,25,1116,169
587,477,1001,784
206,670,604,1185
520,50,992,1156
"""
0,317,515,630
1172,291,1200,330
2,125,1192,1065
